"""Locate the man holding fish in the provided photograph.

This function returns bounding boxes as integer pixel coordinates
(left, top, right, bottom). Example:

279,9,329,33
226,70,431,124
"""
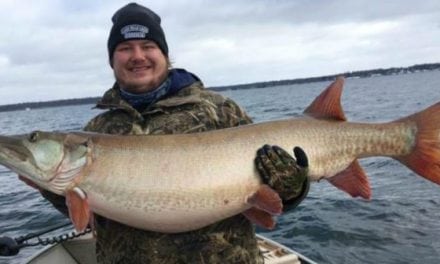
3,1,440,264
27,3,310,263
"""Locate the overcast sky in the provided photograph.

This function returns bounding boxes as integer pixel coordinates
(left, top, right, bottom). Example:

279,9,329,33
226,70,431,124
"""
0,0,439,105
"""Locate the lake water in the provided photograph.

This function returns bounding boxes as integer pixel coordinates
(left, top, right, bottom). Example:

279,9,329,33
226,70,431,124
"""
1,71,440,263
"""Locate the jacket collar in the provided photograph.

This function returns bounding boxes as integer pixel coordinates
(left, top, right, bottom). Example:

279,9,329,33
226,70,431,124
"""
95,68,201,118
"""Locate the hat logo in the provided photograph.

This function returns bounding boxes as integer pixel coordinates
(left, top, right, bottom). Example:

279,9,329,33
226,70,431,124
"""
120,24,149,39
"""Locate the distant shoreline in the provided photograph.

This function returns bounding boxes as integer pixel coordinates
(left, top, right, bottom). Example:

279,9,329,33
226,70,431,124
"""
1,62,439,112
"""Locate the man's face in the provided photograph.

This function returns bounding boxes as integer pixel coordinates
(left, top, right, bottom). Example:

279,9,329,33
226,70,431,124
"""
112,39,168,93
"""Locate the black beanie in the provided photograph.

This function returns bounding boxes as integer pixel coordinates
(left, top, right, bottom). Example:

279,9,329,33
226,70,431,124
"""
107,3,168,64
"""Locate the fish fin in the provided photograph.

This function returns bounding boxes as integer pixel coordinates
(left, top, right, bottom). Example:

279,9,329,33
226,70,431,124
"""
304,76,347,121
66,187,91,232
395,102,440,185
327,160,371,199
242,207,276,229
246,184,283,215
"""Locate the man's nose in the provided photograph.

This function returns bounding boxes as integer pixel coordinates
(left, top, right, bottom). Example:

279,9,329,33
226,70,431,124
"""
131,46,145,61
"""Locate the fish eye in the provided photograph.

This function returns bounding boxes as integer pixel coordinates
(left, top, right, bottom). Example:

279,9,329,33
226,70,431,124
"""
29,131,39,142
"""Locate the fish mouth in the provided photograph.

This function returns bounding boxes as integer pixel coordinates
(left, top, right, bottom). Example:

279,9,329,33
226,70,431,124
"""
0,134,47,182
0,134,31,164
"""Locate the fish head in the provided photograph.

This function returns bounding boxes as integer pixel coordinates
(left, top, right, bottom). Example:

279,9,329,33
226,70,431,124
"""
0,131,90,192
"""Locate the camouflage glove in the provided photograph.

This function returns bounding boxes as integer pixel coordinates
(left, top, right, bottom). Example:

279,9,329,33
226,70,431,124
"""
255,145,310,210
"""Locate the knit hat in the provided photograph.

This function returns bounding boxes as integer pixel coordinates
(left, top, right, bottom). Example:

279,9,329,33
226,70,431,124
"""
107,3,168,64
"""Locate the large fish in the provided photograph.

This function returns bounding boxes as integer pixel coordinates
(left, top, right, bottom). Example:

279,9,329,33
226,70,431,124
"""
0,78,439,233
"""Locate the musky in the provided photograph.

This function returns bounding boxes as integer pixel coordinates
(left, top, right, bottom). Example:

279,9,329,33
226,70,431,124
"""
0,0,439,105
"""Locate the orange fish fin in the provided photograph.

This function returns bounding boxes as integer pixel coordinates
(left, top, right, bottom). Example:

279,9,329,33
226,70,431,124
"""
242,207,276,230
394,102,440,185
66,187,91,232
304,76,347,121
246,184,283,215
327,160,371,199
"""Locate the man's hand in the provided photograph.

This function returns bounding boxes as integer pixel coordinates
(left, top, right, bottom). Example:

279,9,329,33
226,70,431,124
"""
255,145,309,202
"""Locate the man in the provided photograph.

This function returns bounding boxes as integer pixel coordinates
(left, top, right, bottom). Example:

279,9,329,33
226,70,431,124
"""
39,3,309,263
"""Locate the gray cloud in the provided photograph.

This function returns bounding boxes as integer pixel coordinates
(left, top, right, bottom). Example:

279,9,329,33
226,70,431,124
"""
0,0,439,104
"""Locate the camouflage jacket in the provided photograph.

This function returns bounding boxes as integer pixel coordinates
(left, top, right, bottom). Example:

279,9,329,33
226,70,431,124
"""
84,79,267,264
41,71,309,263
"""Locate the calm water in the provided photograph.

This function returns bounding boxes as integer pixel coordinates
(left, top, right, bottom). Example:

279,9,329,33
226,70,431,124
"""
1,71,440,263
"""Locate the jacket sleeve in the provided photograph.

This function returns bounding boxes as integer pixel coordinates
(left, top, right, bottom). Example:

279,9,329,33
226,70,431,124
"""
40,190,69,218
217,97,253,128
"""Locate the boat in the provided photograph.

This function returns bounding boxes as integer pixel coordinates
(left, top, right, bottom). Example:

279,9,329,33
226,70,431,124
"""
26,233,318,264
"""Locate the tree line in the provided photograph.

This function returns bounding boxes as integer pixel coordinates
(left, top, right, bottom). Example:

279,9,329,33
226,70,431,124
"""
1,62,439,112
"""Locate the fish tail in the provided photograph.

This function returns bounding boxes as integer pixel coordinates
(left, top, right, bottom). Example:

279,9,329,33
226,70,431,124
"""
395,102,440,185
